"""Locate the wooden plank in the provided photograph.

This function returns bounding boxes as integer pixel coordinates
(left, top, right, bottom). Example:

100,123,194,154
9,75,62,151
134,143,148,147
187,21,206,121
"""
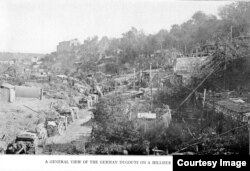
137,112,156,119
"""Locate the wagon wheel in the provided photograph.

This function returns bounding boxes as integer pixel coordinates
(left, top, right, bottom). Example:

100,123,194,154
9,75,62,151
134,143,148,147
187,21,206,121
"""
34,146,38,154
26,143,36,154
63,122,67,131
58,122,64,135
42,134,47,149
47,126,53,137
71,112,75,122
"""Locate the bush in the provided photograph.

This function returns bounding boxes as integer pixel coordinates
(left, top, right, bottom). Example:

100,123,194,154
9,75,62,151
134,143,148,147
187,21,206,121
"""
105,63,119,74
92,95,140,144
89,94,192,154
153,86,190,109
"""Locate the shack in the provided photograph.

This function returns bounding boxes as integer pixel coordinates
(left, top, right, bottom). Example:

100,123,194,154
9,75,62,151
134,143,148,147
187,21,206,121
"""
196,91,250,121
173,56,210,85
0,83,15,103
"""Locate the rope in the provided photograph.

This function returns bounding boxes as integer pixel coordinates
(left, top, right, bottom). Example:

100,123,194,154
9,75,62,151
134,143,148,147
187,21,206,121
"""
176,51,250,110
176,60,223,110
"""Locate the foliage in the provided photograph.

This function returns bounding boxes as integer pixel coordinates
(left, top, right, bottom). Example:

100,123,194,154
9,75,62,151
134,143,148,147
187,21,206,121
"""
153,81,249,154
92,95,140,144
104,63,119,74
42,2,250,74
41,2,250,154
89,91,197,154
153,86,190,109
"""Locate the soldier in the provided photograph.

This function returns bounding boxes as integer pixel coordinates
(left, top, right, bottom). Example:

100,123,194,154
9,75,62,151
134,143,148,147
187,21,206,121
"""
87,96,93,108
71,107,79,119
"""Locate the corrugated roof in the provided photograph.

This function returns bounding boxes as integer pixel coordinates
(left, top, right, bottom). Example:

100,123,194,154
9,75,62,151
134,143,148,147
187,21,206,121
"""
174,56,210,73
217,100,250,113
1,83,14,89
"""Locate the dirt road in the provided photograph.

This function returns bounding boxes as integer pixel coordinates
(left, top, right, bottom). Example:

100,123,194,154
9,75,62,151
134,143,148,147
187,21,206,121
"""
40,109,92,154
47,109,92,144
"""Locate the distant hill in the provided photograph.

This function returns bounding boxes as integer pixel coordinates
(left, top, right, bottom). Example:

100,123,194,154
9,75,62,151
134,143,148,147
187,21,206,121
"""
0,52,45,61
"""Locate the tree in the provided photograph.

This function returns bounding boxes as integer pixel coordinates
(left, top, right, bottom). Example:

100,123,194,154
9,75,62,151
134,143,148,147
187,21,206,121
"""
105,63,119,74
219,2,250,37
98,36,110,58
119,27,146,64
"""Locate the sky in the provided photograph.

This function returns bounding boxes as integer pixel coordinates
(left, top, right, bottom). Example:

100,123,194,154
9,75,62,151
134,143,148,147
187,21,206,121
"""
0,0,233,54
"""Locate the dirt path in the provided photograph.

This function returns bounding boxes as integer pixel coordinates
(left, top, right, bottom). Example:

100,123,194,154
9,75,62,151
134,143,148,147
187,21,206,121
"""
46,109,92,145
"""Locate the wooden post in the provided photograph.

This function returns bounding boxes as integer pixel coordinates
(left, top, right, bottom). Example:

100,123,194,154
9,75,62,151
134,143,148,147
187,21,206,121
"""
133,68,136,90
40,88,43,100
231,26,233,42
185,45,187,56
150,63,153,112
249,120,250,155
203,88,206,108
140,70,142,88
243,113,250,155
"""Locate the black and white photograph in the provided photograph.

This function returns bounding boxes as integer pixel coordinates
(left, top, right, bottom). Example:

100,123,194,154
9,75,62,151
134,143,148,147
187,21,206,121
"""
0,0,250,170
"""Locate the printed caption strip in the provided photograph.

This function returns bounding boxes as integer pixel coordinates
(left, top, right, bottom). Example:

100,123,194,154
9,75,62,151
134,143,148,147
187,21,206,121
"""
0,155,172,171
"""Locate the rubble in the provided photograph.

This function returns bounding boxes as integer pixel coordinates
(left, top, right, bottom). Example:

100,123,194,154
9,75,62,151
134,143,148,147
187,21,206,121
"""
0,135,7,154
45,115,67,137
6,131,39,154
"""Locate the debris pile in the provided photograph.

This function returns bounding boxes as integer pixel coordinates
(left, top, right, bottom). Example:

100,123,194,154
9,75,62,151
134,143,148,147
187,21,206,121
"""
5,131,39,154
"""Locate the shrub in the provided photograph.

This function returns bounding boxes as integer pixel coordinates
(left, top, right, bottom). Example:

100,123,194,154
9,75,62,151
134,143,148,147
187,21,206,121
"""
105,63,119,74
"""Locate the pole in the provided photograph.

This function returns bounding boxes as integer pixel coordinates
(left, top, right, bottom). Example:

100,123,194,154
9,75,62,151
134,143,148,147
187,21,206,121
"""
23,105,40,115
249,121,250,155
185,45,187,56
203,88,206,108
157,70,160,92
230,26,233,42
133,68,136,90
177,61,222,109
140,70,142,88
150,63,153,112
224,47,227,90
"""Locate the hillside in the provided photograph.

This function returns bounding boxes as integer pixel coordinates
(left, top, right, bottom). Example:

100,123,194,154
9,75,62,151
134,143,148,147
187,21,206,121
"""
0,52,45,61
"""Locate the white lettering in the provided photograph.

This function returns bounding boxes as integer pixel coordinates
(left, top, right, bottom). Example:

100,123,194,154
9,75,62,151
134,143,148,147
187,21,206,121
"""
177,159,183,166
220,159,247,168
211,161,217,168
176,159,217,168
